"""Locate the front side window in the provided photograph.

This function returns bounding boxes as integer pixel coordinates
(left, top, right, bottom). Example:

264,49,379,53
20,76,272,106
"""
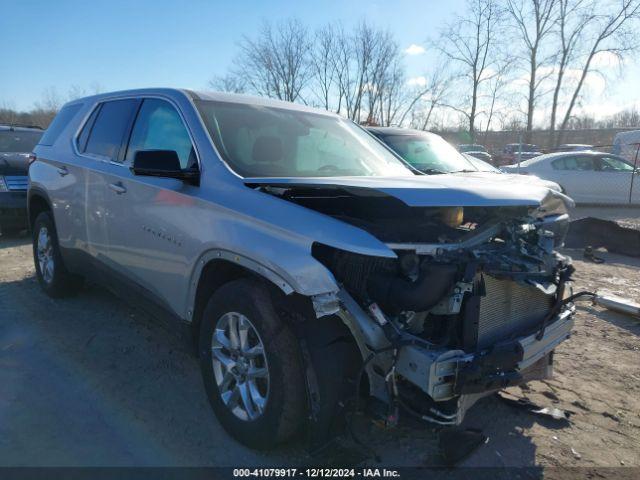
195,100,414,178
0,130,42,152
380,134,474,173
83,99,139,161
599,156,634,172
126,99,195,169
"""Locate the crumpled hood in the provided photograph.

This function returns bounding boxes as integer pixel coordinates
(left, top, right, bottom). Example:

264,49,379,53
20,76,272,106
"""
453,171,562,192
244,175,574,209
0,153,29,174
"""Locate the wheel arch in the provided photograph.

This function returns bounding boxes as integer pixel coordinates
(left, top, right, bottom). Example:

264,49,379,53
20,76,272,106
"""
27,189,53,230
187,252,298,345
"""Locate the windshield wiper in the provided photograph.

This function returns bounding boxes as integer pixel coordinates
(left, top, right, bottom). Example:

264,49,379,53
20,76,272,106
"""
420,168,447,175
452,169,478,173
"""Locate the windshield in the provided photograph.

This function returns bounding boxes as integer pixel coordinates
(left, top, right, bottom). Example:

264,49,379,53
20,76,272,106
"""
464,154,501,172
0,130,42,152
458,144,486,153
509,144,538,152
195,101,415,178
377,133,475,173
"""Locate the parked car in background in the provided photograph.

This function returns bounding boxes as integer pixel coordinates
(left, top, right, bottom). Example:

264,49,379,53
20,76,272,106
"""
557,144,593,152
502,150,639,204
457,143,492,164
497,143,543,166
0,125,43,235
367,127,561,192
612,130,640,164
30,89,576,449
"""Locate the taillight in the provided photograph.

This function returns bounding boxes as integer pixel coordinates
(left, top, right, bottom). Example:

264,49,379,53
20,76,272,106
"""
28,153,37,166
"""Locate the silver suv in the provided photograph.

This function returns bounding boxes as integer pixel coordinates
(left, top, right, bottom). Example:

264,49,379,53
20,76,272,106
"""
29,89,576,449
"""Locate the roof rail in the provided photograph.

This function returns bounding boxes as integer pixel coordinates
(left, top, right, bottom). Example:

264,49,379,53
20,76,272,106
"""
0,123,45,130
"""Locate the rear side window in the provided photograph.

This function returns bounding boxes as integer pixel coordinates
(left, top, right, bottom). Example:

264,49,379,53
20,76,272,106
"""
83,99,139,161
38,104,82,146
552,156,594,171
125,99,195,169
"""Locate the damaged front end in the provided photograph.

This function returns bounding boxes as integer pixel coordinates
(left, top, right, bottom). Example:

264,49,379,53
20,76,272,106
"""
254,178,576,425
314,202,573,425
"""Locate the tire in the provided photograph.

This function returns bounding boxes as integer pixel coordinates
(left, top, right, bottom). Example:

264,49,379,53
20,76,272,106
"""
199,278,306,449
32,211,82,298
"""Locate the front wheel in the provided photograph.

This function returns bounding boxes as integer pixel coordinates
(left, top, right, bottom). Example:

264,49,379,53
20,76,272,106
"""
198,278,307,449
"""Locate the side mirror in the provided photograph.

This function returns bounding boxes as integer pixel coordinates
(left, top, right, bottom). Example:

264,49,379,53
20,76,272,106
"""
131,150,199,184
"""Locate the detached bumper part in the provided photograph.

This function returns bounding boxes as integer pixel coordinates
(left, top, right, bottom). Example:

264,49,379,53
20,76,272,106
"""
395,310,574,424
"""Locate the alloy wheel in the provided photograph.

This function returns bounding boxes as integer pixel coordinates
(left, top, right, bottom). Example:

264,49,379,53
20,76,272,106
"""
37,226,54,284
211,312,270,421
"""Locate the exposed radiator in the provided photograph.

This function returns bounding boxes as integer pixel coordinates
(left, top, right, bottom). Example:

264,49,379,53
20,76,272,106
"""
477,275,554,349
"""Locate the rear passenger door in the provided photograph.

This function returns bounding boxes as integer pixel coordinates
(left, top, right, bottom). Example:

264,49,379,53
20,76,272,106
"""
104,98,199,313
77,98,140,264
550,156,597,203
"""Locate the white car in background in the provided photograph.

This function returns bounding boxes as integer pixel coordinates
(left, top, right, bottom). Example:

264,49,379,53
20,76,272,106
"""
503,151,640,204
613,130,640,163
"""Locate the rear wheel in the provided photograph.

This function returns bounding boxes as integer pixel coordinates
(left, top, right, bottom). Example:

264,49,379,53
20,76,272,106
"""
199,278,306,449
32,211,82,297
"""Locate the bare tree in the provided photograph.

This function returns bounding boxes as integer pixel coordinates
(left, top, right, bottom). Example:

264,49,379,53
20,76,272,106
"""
325,22,401,123
506,0,557,141
481,59,515,139
231,19,312,102
209,73,246,93
548,0,592,144
350,22,400,123
398,64,453,130
376,56,409,126
555,0,640,145
434,0,503,141
310,25,338,110
66,82,103,101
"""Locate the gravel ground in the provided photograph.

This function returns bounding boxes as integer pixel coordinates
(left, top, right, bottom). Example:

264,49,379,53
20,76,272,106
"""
0,229,639,473
570,206,640,230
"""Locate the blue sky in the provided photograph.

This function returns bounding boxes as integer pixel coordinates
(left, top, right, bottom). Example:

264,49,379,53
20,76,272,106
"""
1,0,637,119
0,0,462,111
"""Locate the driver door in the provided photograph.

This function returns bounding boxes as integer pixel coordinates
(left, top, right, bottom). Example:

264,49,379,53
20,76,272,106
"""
593,155,635,204
104,97,200,311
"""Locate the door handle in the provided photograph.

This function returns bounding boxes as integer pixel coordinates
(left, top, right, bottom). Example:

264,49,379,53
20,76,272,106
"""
57,166,69,177
108,182,127,195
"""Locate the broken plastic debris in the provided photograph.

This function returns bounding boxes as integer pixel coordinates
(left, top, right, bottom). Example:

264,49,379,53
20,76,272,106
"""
593,293,640,318
438,427,488,466
496,391,573,423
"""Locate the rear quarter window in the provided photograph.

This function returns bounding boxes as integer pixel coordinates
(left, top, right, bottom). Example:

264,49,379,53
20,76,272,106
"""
38,103,83,146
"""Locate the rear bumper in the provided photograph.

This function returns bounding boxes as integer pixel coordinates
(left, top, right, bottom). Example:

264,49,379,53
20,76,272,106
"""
0,191,28,229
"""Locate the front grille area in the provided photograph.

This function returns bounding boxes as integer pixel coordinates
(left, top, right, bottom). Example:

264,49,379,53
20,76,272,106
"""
5,176,28,191
477,275,553,349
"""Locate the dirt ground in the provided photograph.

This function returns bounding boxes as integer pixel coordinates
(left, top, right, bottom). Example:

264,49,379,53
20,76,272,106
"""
0,230,639,474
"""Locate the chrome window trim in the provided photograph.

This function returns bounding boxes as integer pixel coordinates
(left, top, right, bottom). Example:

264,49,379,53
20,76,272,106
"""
71,93,202,172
